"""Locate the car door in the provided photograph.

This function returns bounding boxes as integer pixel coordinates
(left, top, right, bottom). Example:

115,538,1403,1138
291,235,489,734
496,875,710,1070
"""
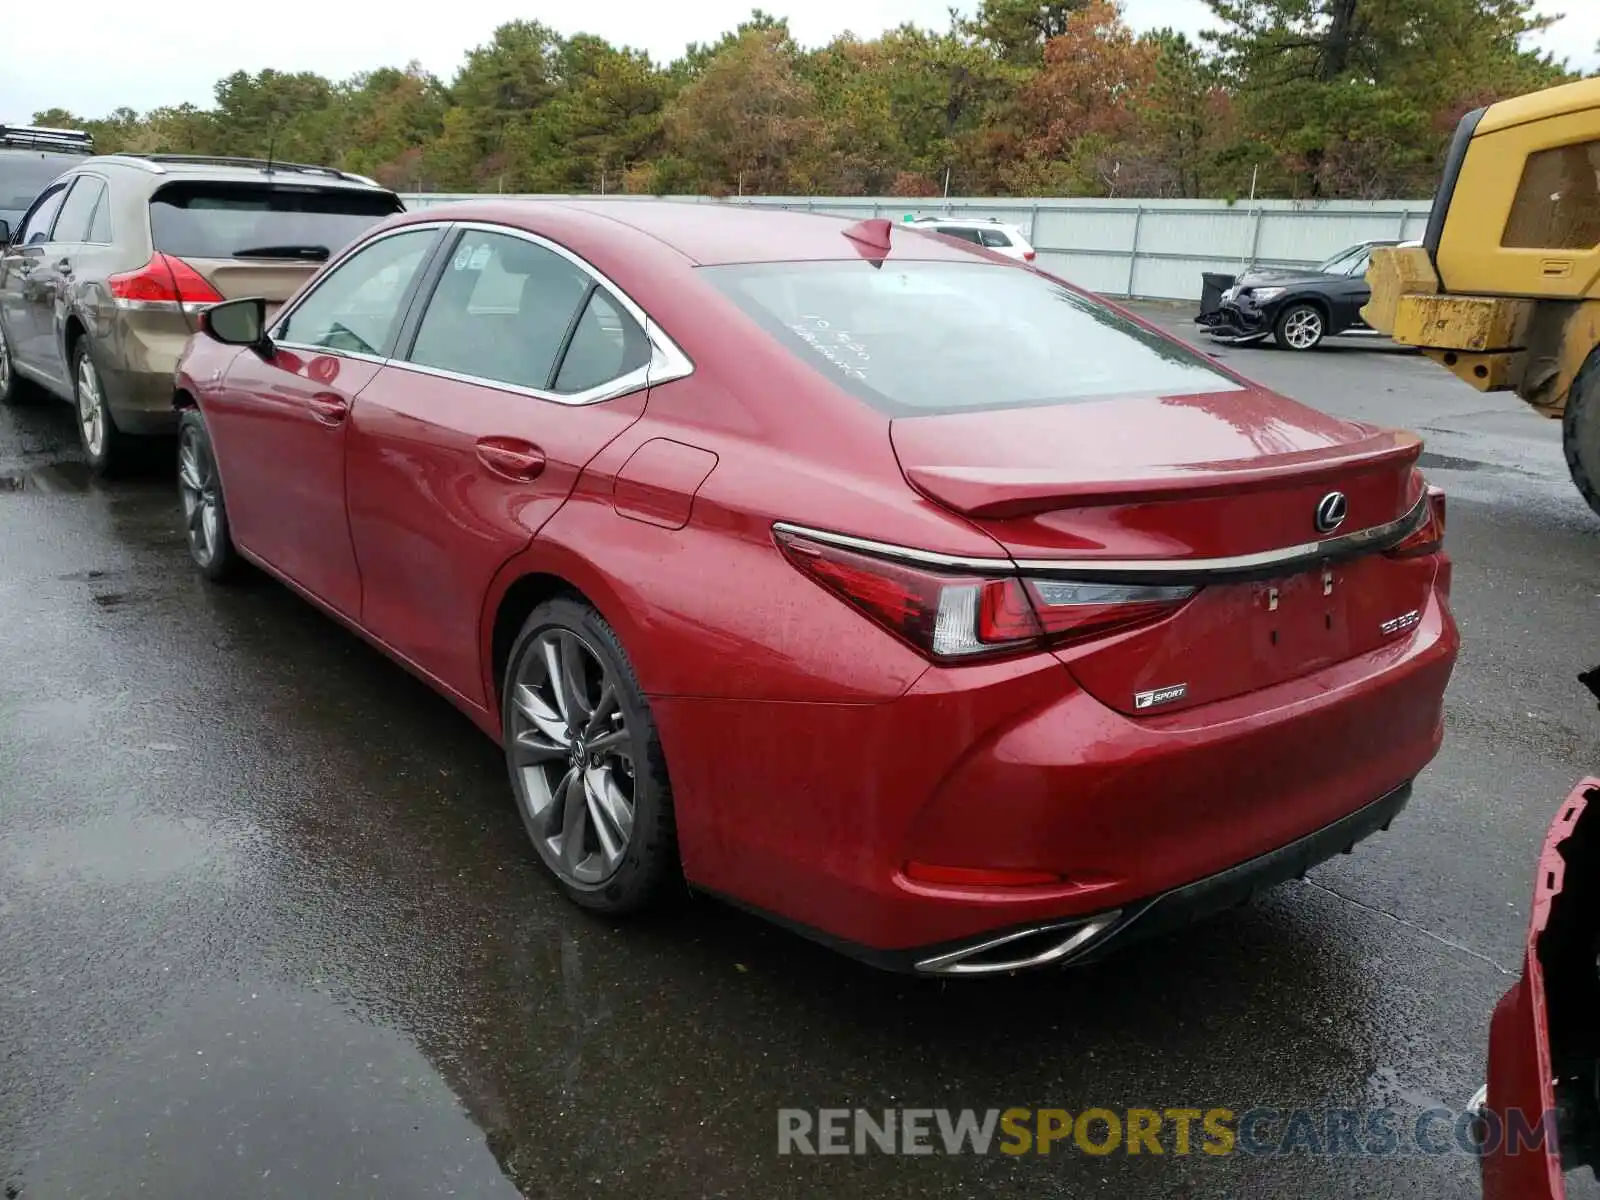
1479,778,1597,1200
0,179,70,385
206,223,444,618
344,224,656,707
1331,247,1376,330
30,174,105,381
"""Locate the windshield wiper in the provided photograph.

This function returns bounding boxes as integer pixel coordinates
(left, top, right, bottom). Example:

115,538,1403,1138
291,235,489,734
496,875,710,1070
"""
232,244,331,261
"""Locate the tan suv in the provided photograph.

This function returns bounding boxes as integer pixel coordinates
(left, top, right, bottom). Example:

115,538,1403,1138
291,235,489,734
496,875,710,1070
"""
0,154,404,474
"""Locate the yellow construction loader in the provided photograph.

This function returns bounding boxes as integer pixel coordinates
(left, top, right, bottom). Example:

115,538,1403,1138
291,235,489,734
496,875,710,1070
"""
1363,76,1600,515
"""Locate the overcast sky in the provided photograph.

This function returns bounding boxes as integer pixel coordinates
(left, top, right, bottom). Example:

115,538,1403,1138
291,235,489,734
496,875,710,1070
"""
4,0,1596,120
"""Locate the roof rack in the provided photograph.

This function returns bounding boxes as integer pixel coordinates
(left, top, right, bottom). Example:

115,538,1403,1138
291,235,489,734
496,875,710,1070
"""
0,124,94,153
104,153,379,185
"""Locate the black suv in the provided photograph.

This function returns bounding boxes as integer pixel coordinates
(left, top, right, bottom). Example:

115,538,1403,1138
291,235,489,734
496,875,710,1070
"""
0,125,94,242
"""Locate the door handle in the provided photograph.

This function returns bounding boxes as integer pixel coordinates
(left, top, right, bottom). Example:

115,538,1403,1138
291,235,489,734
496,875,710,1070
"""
475,437,546,482
306,392,349,425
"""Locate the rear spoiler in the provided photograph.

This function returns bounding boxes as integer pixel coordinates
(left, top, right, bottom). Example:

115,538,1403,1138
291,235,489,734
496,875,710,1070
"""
901,429,1422,519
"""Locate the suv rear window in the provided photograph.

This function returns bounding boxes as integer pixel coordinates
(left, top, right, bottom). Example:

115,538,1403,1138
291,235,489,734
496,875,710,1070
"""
149,182,402,261
703,260,1237,415
0,154,72,217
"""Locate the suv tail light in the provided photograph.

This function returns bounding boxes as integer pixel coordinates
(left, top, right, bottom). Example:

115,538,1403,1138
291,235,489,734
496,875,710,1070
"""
775,529,1193,661
107,253,223,318
1023,248,1037,262
1386,485,1446,558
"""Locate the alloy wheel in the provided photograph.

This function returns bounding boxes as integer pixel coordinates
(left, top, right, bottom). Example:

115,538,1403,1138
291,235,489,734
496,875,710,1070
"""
508,628,637,887
1283,308,1323,350
77,354,105,458
178,425,221,565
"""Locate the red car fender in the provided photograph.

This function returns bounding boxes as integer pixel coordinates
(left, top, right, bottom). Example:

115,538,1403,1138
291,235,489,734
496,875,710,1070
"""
476,520,647,742
1481,778,1599,1200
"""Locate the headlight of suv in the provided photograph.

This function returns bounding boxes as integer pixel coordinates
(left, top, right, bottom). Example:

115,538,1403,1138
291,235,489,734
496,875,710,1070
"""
1247,286,1285,302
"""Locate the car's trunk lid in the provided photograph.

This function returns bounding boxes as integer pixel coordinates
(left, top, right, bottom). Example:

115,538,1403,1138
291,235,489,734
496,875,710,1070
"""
890,390,1433,715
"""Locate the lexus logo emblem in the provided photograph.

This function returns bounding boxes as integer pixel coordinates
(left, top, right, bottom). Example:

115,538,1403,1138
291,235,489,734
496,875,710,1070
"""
1314,491,1348,534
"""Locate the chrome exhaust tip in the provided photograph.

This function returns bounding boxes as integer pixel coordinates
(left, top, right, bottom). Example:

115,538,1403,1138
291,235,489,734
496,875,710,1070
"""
913,912,1122,977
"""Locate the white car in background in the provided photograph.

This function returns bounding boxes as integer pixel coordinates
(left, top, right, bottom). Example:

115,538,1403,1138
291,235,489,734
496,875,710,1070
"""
907,216,1037,262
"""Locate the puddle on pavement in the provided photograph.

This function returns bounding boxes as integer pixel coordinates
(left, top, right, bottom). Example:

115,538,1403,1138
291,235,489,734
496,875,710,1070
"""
9,985,521,1199
0,460,93,493
1416,451,1492,473
1,812,238,888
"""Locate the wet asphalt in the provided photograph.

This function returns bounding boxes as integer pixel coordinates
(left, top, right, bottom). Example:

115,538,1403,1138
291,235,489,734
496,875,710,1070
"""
2,309,1599,1200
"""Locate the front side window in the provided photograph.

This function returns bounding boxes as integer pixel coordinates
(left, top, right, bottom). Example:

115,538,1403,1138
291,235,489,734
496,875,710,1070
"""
408,230,594,391
1503,140,1600,250
704,260,1239,416
14,182,69,246
275,228,437,357
51,177,105,245
1315,245,1365,274
1342,249,1373,278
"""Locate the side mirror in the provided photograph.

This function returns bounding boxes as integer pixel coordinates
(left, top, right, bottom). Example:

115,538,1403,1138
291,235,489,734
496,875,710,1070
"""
0,219,10,245
201,297,269,352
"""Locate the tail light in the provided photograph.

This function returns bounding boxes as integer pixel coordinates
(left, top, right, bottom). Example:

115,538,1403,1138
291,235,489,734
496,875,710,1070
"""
775,529,1193,661
1386,485,1446,558
1023,248,1037,262
108,253,223,318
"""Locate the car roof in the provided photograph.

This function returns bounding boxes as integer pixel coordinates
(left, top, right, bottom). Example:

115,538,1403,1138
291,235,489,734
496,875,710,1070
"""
82,154,391,192
915,217,1022,229
399,199,992,266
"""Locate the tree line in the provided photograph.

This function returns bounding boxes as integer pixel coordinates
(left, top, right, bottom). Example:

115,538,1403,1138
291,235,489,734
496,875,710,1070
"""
32,0,1582,201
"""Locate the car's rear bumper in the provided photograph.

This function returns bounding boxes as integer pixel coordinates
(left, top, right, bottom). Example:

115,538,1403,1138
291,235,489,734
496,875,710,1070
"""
91,311,188,435
655,577,1457,965
759,780,1412,975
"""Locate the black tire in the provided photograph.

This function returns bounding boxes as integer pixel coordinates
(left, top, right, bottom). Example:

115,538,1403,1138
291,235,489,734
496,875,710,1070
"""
0,316,32,406
1273,302,1326,351
502,597,678,913
1564,352,1600,519
71,339,126,477
177,408,239,581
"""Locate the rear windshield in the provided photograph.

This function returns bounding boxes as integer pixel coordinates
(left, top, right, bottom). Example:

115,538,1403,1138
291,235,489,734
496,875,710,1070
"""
702,260,1238,415
0,153,72,216
149,182,402,260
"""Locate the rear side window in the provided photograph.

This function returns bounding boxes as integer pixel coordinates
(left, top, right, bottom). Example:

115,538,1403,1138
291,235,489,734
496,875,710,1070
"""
86,187,112,243
553,288,650,393
51,177,105,244
703,260,1238,415
408,230,592,391
149,182,402,261
1502,140,1600,249
933,226,982,245
978,228,1013,248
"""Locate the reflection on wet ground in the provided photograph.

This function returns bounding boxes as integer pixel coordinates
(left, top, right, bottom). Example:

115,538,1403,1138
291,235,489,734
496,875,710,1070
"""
0,460,93,493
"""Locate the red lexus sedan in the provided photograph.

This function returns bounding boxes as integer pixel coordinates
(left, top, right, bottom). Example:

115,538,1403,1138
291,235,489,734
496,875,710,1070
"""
173,201,1458,974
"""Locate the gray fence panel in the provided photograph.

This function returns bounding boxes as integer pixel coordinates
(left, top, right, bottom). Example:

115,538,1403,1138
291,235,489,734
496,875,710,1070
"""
399,193,1436,302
